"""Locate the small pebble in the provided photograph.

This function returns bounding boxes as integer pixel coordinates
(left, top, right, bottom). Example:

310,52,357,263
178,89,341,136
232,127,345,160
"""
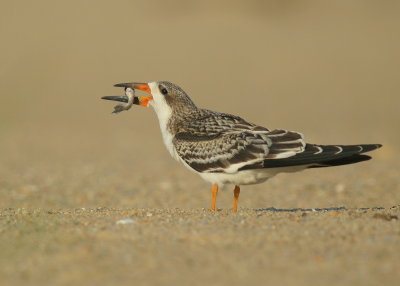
116,218,136,225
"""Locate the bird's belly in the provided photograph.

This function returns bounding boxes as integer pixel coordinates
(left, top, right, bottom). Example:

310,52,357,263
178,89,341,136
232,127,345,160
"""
198,166,307,186
199,169,272,185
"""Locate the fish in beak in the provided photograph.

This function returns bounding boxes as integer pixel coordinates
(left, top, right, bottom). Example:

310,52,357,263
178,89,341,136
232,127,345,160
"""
102,87,135,114
101,82,153,108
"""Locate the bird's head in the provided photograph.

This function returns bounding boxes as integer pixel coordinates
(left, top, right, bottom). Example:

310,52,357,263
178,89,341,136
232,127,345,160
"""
112,81,197,113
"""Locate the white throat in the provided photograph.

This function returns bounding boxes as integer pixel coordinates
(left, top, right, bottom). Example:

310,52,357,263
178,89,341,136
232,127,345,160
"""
148,82,179,160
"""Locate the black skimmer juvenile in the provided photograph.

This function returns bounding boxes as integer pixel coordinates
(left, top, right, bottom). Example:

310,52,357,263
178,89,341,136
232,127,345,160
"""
102,81,382,211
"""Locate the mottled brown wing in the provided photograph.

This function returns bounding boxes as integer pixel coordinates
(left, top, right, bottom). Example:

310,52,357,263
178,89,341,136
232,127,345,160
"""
173,130,271,173
173,112,305,173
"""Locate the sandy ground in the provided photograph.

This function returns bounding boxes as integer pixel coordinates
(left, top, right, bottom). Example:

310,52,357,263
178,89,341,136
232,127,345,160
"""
1,122,399,286
0,206,399,286
1,1,400,285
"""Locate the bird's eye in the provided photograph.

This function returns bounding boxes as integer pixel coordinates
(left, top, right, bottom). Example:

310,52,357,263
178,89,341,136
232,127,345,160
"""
160,86,168,95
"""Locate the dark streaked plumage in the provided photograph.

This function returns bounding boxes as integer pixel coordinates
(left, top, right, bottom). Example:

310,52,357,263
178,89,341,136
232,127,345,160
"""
172,109,306,173
170,107,381,173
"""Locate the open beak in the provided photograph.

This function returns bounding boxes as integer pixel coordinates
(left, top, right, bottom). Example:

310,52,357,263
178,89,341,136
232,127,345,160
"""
101,82,153,107
114,82,152,94
101,95,128,103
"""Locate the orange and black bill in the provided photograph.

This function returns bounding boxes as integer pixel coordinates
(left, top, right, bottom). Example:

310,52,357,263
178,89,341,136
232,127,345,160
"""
101,82,153,107
114,82,151,94
101,95,128,102
101,95,152,107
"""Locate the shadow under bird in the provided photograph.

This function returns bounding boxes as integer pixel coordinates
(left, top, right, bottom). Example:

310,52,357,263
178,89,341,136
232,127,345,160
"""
101,81,382,211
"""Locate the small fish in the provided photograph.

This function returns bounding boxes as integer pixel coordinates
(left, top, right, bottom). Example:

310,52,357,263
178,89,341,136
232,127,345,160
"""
102,86,151,112
112,88,135,114
101,88,135,114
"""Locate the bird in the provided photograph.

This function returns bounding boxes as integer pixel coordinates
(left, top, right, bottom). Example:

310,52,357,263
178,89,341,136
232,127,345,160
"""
102,81,382,211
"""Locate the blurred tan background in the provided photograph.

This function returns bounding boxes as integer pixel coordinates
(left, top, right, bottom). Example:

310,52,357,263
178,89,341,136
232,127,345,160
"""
0,0,399,208
1,1,400,286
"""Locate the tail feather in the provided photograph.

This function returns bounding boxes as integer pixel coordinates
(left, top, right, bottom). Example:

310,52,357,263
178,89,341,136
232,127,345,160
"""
263,144,382,168
307,154,372,168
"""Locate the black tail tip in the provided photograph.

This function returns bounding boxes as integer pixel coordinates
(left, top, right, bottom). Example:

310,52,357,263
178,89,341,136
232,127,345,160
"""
358,144,383,154
308,154,372,168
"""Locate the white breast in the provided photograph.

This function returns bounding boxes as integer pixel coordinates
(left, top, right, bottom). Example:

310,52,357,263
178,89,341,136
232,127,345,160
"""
148,82,180,161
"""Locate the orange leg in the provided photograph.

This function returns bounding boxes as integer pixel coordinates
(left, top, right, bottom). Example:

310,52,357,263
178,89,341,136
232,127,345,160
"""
210,184,219,211
232,185,240,212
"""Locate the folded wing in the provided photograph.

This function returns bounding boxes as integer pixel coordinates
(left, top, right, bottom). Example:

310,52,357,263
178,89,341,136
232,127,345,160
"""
173,112,306,173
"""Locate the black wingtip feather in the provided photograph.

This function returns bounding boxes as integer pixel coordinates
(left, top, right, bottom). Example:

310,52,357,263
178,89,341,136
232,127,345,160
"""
263,143,382,169
359,144,382,153
307,154,372,168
